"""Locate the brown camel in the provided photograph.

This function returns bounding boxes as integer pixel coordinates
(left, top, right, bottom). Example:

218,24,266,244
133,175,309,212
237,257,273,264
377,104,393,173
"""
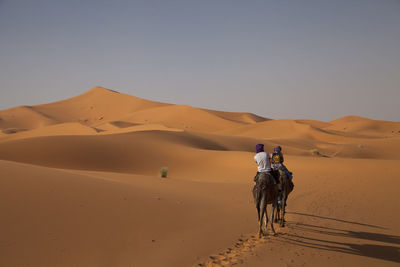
253,172,279,237
274,167,294,227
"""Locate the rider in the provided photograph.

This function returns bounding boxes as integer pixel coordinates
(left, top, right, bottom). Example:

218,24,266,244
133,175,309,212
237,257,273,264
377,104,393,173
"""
271,145,293,181
253,144,274,183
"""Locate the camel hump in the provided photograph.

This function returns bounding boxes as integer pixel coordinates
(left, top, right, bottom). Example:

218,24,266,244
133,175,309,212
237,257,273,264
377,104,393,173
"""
258,172,275,185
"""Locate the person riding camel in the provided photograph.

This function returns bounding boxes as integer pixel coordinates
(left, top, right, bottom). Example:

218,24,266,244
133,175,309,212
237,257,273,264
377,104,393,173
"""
253,144,278,183
253,144,270,182
271,146,293,181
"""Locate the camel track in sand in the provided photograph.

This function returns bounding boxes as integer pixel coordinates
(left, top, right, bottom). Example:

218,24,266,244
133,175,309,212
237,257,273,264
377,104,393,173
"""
196,226,288,267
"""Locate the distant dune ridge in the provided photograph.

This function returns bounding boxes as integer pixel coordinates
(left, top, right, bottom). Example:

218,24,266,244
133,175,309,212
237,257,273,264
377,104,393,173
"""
0,87,399,163
0,87,400,267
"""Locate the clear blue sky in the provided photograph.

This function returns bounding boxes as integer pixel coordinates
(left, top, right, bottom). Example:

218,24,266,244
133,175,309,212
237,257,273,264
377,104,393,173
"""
1,0,399,121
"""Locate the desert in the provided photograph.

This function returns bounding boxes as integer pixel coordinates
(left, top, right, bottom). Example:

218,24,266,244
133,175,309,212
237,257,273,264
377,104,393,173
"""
0,87,399,266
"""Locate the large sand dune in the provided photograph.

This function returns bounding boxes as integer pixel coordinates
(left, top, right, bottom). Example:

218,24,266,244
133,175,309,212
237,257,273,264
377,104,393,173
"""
0,87,399,266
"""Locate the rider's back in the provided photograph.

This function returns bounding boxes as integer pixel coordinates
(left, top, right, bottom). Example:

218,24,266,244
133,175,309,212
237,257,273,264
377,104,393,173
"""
254,152,271,173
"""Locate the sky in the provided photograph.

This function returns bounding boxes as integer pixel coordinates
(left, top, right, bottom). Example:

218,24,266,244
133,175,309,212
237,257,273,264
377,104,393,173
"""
0,0,399,121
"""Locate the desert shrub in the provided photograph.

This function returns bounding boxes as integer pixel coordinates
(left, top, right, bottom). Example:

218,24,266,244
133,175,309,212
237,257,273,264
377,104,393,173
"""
310,149,328,157
159,167,168,178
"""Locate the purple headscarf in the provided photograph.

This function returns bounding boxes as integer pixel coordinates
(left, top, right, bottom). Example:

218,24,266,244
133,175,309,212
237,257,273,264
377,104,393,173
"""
274,146,282,153
256,144,264,153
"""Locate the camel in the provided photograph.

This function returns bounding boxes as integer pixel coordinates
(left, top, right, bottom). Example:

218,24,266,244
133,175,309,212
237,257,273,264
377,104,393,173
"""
253,172,279,237
274,167,294,227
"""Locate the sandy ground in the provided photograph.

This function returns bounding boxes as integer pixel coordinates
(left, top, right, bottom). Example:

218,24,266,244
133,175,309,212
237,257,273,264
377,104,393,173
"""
0,87,399,266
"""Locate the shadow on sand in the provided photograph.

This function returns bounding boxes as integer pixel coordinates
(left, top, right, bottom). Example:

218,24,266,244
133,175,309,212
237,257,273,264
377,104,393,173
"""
288,211,387,229
280,212,400,263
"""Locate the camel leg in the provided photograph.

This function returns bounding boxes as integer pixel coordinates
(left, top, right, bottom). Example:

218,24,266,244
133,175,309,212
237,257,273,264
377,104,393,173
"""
257,199,261,236
280,196,285,227
275,202,280,223
259,196,266,238
275,184,282,223
281,195,287,227
264,203,269,231
270,201,276,235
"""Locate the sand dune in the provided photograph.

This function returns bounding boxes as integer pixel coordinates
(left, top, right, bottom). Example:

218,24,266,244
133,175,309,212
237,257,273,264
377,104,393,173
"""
327,116,400,137
0,105,57,131
116,104,254,132
0,87,268,134
1,155,399,267
0,160,255,266
96,122,183,134
0,87,168,134
33,87,169,126
218,119,326,139
202,109,269,124
0,87,399,266
295,119,333,129
0,130,264,181
218,118,374,141
0,122,99,141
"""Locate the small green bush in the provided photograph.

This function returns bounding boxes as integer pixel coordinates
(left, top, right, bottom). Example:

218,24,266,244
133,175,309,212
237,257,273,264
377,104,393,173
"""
159,167,168,178
310,149,328,157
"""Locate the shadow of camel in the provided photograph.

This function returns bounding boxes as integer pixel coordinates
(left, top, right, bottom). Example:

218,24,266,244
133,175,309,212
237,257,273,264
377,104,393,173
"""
278,233,400,263
287,211,386,229
281,211,400,263
290,222,400,245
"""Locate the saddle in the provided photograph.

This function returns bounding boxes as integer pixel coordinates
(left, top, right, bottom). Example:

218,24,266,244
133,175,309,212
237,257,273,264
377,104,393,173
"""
254,171,280,185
